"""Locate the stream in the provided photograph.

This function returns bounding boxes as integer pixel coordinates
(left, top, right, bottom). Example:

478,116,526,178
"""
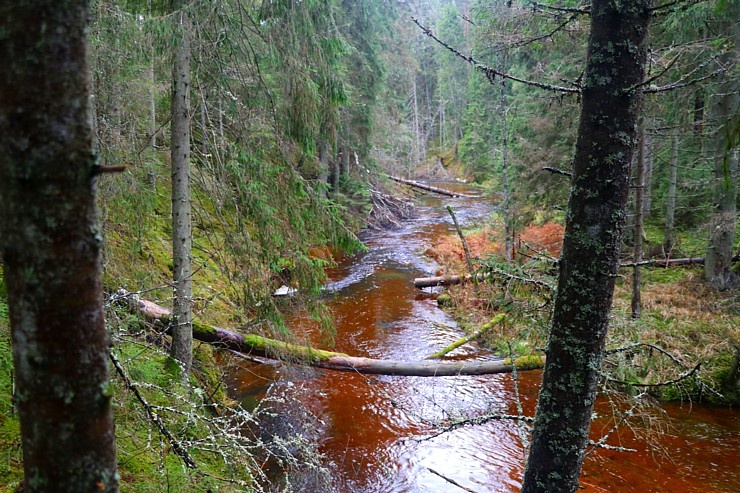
228,185,739,492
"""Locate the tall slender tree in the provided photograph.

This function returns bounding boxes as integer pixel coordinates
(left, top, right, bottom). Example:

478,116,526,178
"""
704,10,739,289
170,0,193,377
521,0,651,490
0,1,119,491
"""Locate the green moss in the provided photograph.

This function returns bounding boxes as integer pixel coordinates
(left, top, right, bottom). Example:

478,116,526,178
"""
502,354,546,370
0,304,23,492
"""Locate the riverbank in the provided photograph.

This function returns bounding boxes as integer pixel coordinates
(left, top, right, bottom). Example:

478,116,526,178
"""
424,217,740,405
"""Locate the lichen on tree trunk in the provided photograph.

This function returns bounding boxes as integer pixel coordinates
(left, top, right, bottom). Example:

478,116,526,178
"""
521,1,652,491
170,0,193,378
0,1,119,491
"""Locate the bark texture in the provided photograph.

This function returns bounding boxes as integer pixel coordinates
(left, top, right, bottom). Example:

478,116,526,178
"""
521,1,651,491
170,0,193,376
0,1,119,491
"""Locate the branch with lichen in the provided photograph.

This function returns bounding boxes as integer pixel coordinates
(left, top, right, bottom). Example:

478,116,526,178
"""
411,17,580,94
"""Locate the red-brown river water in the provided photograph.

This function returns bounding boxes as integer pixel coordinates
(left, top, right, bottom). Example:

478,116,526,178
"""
229,186,739,492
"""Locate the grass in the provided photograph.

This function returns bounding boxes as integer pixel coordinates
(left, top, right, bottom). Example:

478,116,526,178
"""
0,296,263,492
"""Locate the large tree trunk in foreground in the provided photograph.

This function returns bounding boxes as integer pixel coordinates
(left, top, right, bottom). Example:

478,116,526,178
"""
521,1,651,492
170,0,193,378
125,294,544,377
0,2,119,491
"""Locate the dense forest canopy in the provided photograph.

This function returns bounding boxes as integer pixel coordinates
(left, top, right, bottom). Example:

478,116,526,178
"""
87,0,738,311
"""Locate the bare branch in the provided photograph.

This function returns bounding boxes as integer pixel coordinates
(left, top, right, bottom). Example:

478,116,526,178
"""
412,17,580,94
650,0,709,14
511,16,578,51
542,166,572,177
109,350,197,469
605,364,702,388
525,1,591,16
638,52,682,89
644,67,724,93
458,14,476,26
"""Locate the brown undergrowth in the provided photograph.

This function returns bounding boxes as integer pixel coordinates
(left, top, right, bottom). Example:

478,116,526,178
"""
425,222,740,403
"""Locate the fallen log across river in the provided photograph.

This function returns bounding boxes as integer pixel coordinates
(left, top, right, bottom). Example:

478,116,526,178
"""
119,290,544,377
387,175,478,198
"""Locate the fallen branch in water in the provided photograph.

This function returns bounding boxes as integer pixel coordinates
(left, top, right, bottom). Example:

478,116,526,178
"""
427,467,480,493
425,314,505,360
116,290,545,377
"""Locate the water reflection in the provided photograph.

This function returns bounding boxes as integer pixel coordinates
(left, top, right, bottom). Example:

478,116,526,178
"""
228,184,740,493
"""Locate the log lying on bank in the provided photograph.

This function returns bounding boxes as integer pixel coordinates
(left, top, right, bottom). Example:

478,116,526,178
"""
414,273,482,288
388,175,477,198
414,255,738,289
121,291,544,377
619,255,738,268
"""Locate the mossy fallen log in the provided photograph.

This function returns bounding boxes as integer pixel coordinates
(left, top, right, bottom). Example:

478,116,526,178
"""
414,273,481,288
425,314,506,360
122,291,544,377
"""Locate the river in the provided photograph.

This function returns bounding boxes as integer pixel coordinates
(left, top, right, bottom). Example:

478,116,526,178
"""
228,185,739,492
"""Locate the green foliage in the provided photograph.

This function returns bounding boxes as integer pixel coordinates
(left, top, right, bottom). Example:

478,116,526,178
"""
0,293,23,492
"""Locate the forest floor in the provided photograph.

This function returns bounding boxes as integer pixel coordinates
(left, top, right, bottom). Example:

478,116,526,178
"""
423,219,740,405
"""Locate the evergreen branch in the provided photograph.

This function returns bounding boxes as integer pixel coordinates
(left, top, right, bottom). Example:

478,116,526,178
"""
630,51,724,94
422,410,636,453
411,17,580,94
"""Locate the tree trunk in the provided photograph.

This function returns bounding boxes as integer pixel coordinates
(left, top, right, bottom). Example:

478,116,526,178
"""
664,133,679,253
632,119,647,319
0,2,119,491
499,76,513,262
170,0,193,378
704,16,739,289
341,145,351,177
521,1,651,491
318,138,331,192
642,126,654,217
412,75,421,172
148,28,157,149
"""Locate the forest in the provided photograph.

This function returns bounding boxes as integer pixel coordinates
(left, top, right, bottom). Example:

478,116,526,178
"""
0,0,737,492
